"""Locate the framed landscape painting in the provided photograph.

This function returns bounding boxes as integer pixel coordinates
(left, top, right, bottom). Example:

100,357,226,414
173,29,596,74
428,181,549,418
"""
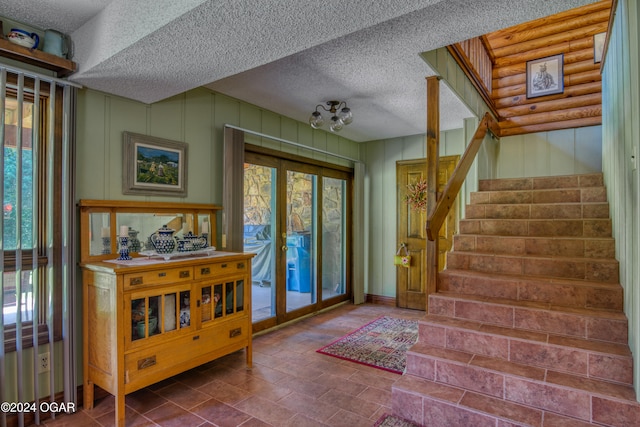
122,132,188,197
526,54,564,99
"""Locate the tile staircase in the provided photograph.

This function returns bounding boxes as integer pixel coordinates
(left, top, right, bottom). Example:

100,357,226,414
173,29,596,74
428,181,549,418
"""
392,173,640,426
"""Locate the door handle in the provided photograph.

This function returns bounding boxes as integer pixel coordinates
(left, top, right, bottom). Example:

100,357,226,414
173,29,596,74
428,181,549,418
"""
281,245,288,252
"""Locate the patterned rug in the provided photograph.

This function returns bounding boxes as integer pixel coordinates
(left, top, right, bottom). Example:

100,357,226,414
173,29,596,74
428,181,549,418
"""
374,413,420,427
316,316,418,374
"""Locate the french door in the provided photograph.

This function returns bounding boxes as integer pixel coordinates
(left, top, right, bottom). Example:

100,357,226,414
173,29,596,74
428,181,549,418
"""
244,150,351,332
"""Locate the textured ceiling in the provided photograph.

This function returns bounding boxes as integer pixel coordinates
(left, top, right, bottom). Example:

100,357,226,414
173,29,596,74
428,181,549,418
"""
0,0,596,142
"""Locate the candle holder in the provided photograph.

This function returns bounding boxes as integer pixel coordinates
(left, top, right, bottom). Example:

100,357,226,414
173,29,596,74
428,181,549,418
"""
117,236,132,260
102,237,111,255
202,233,209,248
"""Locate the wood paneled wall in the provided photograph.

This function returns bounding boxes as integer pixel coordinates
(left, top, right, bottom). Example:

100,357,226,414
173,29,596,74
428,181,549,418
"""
486,0,611,136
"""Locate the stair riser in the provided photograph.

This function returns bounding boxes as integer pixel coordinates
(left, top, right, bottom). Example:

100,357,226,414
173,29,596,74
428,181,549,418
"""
470,187,606,205
478,174,604,191
454,235,615,259
447,252,619,283
392,386,543,427
406,352,589,421
394,377,640,427
459,218,612,238
465,203,610,220
418,323,633,385
429,295,628,344
438,271,623,310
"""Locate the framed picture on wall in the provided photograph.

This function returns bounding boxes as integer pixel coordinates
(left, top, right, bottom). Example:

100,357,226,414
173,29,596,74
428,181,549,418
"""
122,132,188,197
526,54,564,99
594,32,606,63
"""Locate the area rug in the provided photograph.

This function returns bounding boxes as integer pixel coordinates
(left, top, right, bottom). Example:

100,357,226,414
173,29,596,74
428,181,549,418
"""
316,316,418,374
374,413,420,427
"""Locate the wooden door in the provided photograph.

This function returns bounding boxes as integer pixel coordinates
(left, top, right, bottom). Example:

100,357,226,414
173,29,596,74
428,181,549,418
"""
396,156,459,310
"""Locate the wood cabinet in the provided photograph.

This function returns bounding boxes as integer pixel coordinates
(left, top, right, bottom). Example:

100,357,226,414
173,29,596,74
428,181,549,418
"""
79,201,253,427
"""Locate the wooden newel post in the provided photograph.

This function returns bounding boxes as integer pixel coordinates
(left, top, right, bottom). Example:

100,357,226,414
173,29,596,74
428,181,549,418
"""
425,76,440,313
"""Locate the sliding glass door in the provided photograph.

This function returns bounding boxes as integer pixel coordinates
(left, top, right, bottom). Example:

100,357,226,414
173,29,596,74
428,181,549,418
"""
244,151,351,331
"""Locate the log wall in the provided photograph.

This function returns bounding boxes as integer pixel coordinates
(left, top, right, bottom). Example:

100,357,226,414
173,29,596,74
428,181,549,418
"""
485,0,611,136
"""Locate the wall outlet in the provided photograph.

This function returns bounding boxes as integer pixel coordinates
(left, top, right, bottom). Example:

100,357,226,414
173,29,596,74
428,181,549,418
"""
38,352,50,373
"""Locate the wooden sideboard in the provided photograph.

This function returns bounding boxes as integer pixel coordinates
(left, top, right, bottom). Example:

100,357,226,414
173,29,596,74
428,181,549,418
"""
79,200,253,427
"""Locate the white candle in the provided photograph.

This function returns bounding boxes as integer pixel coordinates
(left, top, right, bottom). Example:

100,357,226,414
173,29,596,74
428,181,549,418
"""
201,221,209,234
119,225,128,237
182,223,190,234
101,227,110,238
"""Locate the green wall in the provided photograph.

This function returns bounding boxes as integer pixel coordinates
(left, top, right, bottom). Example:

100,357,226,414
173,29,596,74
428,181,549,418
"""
362,125,473,298
76,87,361,206
601,0,640,398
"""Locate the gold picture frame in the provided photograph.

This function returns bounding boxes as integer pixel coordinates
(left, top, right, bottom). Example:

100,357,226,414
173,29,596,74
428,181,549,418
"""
594,32,606,64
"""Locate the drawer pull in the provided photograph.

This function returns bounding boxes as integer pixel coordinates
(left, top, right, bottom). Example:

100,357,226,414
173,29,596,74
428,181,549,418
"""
229,328,242,338
158,272,167,277
221,263,228,268
200,267,210,275
130,277,143,286
193,335,200,341
180,270,190,278
237,262,245,269
137,356,156,370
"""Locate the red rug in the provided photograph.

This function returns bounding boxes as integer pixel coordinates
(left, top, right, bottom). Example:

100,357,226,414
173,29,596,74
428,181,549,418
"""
316,316,418,374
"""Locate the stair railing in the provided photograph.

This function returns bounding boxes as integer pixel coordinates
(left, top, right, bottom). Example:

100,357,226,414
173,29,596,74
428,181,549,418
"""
423,76,500,311
426,111,500,241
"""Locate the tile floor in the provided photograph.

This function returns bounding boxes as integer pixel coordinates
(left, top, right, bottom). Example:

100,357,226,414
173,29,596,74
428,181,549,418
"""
42,303,424,427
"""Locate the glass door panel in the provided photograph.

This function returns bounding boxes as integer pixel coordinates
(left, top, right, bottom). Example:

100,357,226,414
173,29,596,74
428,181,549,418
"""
286,170,317,312
322,177,347,300
214,283,223,319
164,293,177,331
201,285,213,323
244,163,276,322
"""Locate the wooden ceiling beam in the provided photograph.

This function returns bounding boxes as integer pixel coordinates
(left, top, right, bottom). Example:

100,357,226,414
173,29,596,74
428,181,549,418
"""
493,81,602,109
485,0,611,49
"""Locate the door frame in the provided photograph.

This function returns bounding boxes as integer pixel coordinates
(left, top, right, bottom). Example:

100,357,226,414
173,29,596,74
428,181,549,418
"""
396,156,460,310
245,145,353,333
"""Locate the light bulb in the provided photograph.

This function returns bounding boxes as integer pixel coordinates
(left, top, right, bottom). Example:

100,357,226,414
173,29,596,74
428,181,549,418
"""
309,111,324,129
338,107,352,125
329,116,344,132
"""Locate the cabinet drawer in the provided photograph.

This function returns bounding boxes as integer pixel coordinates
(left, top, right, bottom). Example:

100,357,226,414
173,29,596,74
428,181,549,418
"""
207,316,250,348
124,316,249,387
195,260,248,279
124,267,193,289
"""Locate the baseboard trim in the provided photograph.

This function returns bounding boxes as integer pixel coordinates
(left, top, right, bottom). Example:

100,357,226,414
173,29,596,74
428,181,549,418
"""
365,294,396,307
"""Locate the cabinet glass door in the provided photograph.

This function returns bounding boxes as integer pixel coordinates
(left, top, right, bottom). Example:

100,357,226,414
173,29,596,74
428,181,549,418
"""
130,287,190,343
200,279,245,324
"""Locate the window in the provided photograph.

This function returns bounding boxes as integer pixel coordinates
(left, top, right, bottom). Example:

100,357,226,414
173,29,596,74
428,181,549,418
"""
2,74,66,352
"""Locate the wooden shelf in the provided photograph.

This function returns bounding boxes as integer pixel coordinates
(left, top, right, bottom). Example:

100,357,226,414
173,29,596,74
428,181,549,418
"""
0,38,76,77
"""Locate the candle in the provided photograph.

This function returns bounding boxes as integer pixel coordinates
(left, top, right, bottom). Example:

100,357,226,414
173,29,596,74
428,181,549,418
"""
119,225,128,237
182,223,190,234
101,227,110,238
201,221,209,234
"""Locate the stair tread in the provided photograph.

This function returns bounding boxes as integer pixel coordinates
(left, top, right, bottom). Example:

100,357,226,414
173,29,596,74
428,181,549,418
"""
456,234,614,241
408,342,638,402
421,314,632,357
449,250,619,263
440,268,621,289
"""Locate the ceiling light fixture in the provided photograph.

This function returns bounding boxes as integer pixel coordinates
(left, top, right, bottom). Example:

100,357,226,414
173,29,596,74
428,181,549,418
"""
309,100,353,132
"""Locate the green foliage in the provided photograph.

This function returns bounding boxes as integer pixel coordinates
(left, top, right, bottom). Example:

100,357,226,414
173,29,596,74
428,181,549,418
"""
3,147,34,249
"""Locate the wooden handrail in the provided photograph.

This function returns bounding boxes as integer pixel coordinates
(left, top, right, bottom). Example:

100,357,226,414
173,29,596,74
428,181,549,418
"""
426,112,499,241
